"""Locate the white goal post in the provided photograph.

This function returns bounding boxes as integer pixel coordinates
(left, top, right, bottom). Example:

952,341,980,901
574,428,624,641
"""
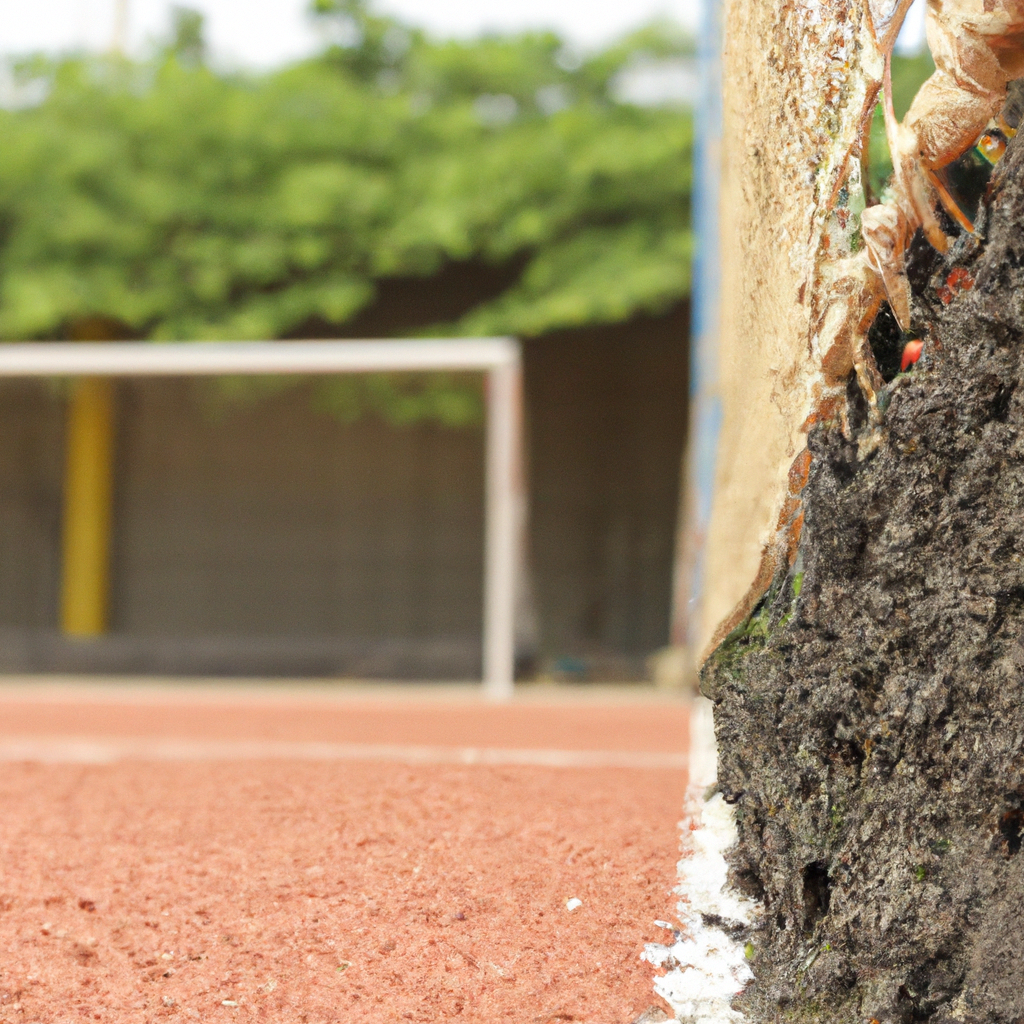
0,339,523,701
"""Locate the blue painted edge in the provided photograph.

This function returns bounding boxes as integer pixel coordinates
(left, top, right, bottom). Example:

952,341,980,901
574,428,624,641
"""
680,0,724,649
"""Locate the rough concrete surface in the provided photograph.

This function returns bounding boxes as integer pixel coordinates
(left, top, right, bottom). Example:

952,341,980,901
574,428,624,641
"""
701,0,882,655
701,127,1024,1020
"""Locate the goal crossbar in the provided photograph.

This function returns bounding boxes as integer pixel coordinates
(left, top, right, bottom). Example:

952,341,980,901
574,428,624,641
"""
0,339,522,701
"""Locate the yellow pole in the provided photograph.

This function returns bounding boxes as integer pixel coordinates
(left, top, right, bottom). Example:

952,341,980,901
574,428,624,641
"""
60,377,115,637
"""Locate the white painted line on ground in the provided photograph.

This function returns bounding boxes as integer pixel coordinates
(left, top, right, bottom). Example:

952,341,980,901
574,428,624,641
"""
644,697,758,1023
0,678,685,706
0,736,689,770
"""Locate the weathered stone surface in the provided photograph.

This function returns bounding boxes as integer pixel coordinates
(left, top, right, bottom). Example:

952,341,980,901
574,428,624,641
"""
701,131,1024,1022
701,0,883,657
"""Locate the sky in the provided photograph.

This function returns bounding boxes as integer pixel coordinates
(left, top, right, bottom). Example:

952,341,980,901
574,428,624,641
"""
0,0,700,68
0,0,926,68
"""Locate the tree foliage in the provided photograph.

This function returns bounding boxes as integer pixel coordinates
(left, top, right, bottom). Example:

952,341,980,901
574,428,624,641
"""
0,4,693,348
867,50,936,197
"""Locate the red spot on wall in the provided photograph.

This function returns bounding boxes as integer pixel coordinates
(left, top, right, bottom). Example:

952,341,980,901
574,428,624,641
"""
901,340,923,372
939,267,975,305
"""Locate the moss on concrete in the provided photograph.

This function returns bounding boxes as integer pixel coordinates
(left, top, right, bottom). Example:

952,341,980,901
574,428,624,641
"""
702,129,1024,1024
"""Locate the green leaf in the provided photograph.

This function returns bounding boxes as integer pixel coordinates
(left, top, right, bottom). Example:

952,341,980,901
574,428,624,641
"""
0,17,694,422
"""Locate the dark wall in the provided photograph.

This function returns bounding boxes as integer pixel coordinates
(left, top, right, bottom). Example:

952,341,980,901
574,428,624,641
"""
0,381,63,631
524,304,689,669
111,379,484,642
0,296,688,678
0,378,486,677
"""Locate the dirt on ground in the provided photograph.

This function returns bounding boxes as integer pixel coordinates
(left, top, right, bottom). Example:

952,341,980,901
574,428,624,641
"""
702,115,1024,1021
0,683,686,1023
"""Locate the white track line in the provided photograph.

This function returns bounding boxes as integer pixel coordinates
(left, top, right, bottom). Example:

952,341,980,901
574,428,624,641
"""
0,736,688,770
0,678,684,706
644,697,757,1023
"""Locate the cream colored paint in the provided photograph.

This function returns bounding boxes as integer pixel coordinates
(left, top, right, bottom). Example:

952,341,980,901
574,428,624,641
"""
698,0,885,658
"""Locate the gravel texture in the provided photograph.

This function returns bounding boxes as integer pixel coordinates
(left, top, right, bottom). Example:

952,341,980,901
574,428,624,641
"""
701,121,1024,1021
0,683,685,1023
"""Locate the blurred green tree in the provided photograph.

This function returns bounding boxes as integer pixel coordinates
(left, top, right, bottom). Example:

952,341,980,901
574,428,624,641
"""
169,6,207,68
0,4,694,421
867,50,938,198
0,5,693,340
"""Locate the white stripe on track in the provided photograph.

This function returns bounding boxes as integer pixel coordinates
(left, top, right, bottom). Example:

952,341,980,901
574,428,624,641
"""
0,736,688,770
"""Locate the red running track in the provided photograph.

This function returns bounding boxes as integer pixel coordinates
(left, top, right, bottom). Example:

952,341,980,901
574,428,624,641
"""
0,680,688,1023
